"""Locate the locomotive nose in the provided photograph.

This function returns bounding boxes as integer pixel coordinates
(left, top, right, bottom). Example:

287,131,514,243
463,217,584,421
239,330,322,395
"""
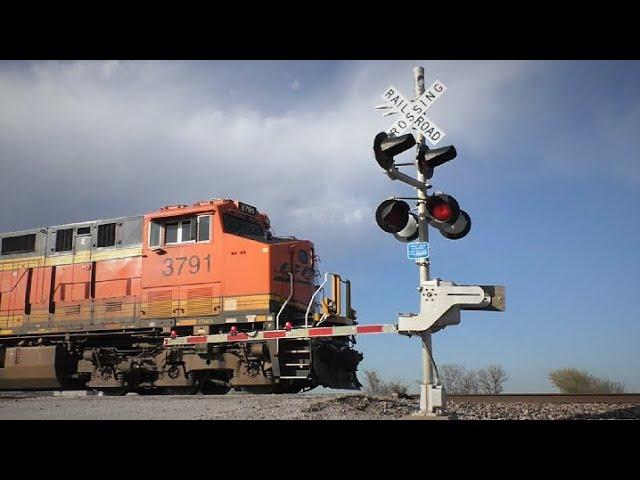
269,240,316,315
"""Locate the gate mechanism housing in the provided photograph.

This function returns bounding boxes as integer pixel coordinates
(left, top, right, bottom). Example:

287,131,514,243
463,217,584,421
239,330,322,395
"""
397,278,505,334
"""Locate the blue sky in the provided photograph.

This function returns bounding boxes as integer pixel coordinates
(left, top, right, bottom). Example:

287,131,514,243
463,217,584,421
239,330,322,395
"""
1,60,638,392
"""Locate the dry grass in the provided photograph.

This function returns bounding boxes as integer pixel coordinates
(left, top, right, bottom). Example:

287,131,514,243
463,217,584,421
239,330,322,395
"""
549,368,625,394
362,370,411,398
439,364,509,394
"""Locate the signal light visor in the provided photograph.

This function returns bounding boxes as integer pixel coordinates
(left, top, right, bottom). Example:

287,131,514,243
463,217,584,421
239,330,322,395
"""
373,132,416,170
417,145,457,175
393,213,419,243
439,210,472,240
375,199,411,233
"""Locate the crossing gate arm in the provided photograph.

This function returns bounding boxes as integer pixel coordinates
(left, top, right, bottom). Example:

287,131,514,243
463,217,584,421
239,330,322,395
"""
163,324,399,348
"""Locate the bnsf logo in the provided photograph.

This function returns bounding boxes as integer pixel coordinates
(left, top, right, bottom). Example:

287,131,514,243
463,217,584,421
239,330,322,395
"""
278,262,314,277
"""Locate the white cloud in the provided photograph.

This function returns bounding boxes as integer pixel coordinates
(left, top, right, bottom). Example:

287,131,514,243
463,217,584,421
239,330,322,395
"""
289,79,301,91
0,60,548,243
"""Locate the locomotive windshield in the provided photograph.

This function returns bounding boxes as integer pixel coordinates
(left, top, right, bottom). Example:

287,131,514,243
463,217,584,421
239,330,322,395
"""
222,214,265,238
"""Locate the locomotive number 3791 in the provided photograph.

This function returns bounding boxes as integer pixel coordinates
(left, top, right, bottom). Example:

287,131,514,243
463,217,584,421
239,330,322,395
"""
162,255,211,276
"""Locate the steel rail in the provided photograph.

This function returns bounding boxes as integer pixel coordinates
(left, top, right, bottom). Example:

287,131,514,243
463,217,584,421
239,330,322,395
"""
412,393,640,404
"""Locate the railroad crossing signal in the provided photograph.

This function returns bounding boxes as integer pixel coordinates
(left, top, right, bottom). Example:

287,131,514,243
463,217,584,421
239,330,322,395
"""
372,66,505,417
375,80,447,145
425,193,472,240
374,193,471,242
372,132,471,241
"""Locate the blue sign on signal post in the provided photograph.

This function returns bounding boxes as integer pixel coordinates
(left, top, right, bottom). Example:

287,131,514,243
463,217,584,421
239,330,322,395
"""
407,242,430,260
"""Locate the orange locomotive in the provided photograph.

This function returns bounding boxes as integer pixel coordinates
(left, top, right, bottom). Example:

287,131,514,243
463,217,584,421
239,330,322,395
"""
0,199,362,394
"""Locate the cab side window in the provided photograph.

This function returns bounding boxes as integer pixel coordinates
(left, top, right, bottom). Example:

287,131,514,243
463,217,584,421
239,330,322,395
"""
149,215,212,247
197,215,210,242
180,219,196,243
149,222,162,248
165,219,194,244
164,222,177,244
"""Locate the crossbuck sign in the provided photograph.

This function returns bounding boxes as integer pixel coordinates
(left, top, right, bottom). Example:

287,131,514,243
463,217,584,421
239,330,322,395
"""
377,79,447,145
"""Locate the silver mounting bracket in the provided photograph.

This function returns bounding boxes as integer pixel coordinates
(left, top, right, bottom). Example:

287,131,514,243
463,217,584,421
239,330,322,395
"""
384,167,431,191
397,278,505,334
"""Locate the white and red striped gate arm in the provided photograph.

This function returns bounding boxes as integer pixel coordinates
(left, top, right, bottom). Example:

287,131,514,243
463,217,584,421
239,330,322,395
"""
163,324,398,348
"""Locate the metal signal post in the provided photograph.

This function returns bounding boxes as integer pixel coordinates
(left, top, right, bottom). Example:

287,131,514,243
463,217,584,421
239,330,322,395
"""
413,66,440,416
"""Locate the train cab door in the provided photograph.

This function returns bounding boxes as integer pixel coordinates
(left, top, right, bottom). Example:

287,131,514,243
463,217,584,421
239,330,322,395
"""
141,210,219,326
70,229,93,322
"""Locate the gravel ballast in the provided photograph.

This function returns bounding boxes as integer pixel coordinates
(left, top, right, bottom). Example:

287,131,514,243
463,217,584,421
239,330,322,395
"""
0,392,638,420
444,401,640,420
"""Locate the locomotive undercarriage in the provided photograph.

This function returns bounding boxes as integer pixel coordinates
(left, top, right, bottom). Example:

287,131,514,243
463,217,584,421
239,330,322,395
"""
0,323,363,394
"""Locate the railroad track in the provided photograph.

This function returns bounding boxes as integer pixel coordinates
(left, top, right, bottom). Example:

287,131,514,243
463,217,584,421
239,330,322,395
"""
2,391,639,404
412,393,640,404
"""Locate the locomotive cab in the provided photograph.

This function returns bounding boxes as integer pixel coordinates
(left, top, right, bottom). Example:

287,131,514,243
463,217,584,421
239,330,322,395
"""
140,200,316,332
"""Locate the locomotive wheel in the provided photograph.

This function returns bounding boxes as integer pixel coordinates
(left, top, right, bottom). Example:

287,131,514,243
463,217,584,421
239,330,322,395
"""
159,370,207,395
159,376,203,395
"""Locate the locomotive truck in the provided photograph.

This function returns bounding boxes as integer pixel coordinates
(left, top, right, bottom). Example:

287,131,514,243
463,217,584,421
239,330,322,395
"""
0,199,363,395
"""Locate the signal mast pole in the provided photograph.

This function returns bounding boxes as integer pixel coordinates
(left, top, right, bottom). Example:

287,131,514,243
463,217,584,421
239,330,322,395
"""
413,66,438,415
373,66,504,416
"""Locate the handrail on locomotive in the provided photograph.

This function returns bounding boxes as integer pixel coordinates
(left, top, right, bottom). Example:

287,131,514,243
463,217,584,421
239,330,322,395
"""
305,272,355,328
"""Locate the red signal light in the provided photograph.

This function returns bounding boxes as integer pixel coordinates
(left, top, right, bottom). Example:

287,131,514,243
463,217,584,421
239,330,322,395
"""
431,203,452,222
425,194,460,226
424,193,471,239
